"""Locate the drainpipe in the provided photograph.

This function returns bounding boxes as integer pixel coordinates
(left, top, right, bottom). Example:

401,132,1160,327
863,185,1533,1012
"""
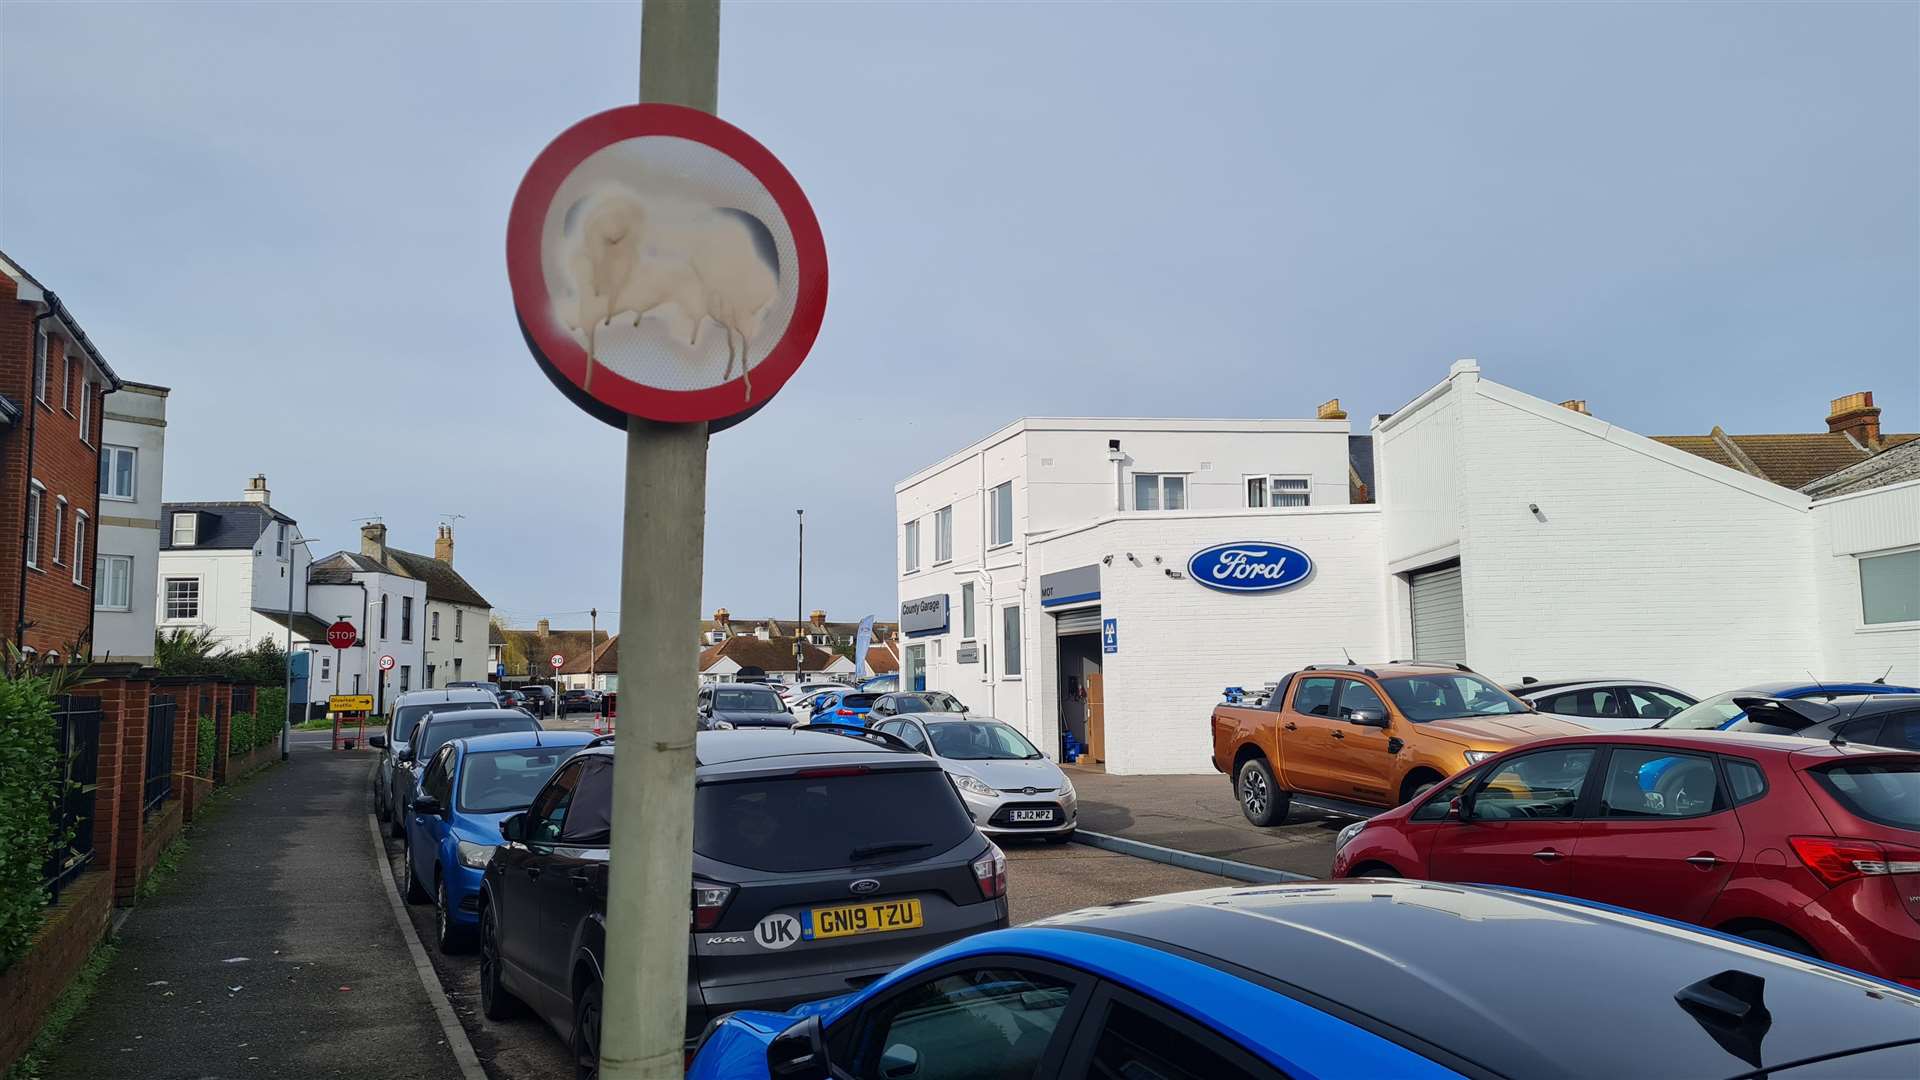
15,310,53,648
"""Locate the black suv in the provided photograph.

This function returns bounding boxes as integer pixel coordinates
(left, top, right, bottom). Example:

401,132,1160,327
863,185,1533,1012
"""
478,729,1009,1068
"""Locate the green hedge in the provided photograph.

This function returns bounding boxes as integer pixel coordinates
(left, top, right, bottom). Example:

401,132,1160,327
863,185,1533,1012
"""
258,687,287,729
0,673,60,971
196,715,215,779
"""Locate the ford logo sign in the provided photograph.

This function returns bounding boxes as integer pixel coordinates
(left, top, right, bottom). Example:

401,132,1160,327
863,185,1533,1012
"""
1187,542,1312,593
849,878,881,895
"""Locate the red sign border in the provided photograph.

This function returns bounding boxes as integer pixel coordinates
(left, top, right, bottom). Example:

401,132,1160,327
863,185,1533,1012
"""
326,621,358,650
507,103,828,429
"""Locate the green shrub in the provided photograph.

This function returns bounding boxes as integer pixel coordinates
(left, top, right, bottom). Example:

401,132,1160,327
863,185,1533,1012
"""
0,673,60,970
258,686,288,730
196,716,215,779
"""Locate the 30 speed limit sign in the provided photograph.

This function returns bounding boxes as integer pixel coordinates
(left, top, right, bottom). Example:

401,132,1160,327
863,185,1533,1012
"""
550,654,565,670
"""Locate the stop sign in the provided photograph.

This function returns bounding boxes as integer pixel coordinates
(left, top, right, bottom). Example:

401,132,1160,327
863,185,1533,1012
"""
326,621,358,650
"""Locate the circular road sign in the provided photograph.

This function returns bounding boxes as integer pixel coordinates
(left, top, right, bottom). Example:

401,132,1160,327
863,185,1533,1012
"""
326,621,357,650
550,653,566,670
507,103,827,432
379,654,396,672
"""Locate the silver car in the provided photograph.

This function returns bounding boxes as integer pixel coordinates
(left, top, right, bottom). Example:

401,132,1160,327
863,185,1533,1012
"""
1503,678,1697,731
371,688,499,834
870,715,1077,840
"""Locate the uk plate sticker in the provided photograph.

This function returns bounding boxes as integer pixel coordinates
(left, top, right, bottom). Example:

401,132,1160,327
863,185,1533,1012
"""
754,913,801,950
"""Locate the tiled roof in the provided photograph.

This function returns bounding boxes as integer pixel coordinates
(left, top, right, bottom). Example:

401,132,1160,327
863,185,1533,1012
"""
160,502,295,552
378,545,491,608
1651,429,1918,492
498,627,608,678
489,623,506,645
863,643,899,674
561,635,619,675
1803,438,1920,498
698,635,843,674
700,617,899,643
310,551,385,584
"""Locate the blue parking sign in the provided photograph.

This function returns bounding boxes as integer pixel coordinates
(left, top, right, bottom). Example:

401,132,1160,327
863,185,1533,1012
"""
1102,618,1118,654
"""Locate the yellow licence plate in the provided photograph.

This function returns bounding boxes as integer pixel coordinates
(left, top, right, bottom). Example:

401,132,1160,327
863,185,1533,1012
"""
809,898,923,940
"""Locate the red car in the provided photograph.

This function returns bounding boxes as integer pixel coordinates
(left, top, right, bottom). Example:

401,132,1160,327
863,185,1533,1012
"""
1331,729,1920,988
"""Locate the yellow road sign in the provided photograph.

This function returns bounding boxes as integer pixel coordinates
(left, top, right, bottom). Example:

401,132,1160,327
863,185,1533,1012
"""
328,695,375,712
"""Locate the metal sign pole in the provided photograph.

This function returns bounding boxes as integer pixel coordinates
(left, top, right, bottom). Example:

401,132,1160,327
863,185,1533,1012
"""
598,8,718,1074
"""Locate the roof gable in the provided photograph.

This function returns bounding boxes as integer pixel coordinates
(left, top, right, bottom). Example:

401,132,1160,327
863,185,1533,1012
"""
698,635,842,673
378,546,491,608
160,502,291,551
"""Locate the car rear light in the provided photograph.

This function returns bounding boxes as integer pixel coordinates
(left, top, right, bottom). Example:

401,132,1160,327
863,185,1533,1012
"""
691,882,735,931
836,708,856,717
1789,836,1920,888
972,842,1007,900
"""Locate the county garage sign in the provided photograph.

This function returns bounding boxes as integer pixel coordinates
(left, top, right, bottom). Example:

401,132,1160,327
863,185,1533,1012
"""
1188,542,1313,593
507,103,828,431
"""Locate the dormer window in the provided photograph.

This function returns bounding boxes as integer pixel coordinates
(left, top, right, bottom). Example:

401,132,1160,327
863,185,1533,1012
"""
172,511,198,546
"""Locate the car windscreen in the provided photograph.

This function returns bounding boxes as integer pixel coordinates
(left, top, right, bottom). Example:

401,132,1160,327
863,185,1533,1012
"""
893,693,967,714
392,701,493,744
929,722,1042,760
1379,674,1527,722
418,715,539,761
1659,691,1750,731
695,768,973,872
1811,761,1920,829
714,688,784,712
840,693,879,710
458,748,577,813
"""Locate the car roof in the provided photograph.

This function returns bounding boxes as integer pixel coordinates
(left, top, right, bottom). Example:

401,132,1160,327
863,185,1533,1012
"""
1516,727,1900,758
1299,662,1485,680
456,729,595,753
1732,680,1919,697
1824,693,1920,714
1506,678,1685,695
708,681,782,691
394,688,496,705
1031,880,1920,1079
419,708,535,727
917,715,1007,726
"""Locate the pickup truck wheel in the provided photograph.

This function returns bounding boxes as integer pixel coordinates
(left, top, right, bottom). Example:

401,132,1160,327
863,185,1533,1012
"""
1237,759,1289,827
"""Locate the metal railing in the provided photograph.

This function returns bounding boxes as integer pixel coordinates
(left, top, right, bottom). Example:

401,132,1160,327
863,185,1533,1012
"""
146,694,177,815
45,694,103,901
232,684,256,716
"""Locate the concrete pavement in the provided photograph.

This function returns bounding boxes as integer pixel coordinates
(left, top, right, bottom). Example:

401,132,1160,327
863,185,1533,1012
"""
44,745,468,1080
1067,767,1346,878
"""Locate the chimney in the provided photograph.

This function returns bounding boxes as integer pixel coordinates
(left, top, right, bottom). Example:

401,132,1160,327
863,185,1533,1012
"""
1826,391,1882,449
243,473,271,504
809,609,826,628
1558,400,1590,415
1316,398,1347,421
713,608,731,634
755,623,772,641
434,523,455,564
536,618,550,637
360,522,387,561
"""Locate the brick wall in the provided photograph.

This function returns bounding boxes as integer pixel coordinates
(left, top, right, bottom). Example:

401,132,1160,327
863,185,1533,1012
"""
0,870,112,1072
2,275,106,656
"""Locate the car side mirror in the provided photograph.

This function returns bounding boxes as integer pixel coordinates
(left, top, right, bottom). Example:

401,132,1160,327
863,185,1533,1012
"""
766,1015,830,1079
499,813,525,843
880,1043,921,1079
1345,708,1388,728
1449,796,1478,822
410,794,443,816
368,734,387,749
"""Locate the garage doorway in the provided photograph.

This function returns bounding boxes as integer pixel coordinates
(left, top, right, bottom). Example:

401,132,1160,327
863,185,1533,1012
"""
1054,611,1102,763
1410,561,1465,663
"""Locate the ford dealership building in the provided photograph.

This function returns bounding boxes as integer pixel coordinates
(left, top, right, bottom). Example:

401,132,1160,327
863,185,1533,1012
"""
894,361,1920,774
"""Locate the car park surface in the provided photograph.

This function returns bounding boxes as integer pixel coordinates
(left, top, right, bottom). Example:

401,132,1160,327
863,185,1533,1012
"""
1212,662,1585,825
402,729,596,953
686,878,1920,1080
476,729,1011,1070
1332,728,1920,987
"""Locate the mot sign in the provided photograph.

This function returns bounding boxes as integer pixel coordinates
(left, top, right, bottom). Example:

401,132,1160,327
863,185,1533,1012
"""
507,104,828,431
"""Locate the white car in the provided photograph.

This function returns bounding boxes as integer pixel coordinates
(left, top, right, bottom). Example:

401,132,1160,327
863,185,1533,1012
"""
870,715,1077,841
1504,678,1697,731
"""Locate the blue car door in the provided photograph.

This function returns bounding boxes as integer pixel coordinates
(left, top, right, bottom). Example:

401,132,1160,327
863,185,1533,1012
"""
411,745,457,888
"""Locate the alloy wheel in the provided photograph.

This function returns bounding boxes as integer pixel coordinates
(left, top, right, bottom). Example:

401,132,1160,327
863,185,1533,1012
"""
574,983,602,1080
1243,770,1268,817
480,912,499,1012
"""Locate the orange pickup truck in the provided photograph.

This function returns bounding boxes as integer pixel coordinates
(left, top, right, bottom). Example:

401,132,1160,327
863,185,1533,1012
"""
1210,662,1585,824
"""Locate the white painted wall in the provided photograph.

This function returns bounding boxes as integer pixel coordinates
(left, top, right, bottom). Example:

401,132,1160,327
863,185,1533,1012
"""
94,384,167,663
1021,508,1388,774
1810,480,1920,686
423,600,489,688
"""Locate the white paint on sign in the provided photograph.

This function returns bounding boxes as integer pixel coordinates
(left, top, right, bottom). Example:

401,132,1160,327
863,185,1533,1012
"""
753,913,801,950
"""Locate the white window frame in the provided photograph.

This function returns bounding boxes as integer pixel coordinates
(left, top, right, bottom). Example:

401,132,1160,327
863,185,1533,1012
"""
78,377,92,445
455,609,464,642
960,581,976,640
275,522,287,558
999,604,1022,678
401,595,414,641
95,554,132,610
903,519,921,574
432,610,441,640
32,327,48,403
320,653,332,681
933,505,953,565
988,481,1013,549
1132,472,1188,511
1857,544,1920,630
61,354,72,412
52,496,66,565
101,444,137,501
164,576,201,621
72,511,86,585
171,511,198,546
25,483,44,569
1244,473,1312,509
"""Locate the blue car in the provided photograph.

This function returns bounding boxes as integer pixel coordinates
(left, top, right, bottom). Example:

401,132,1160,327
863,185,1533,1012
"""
803,688,879,726
688,880,1920,1080
402,728,595,952
1642,679,1920,792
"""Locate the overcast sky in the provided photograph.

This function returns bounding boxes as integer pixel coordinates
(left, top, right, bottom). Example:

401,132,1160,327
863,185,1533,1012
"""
4,1,1914,629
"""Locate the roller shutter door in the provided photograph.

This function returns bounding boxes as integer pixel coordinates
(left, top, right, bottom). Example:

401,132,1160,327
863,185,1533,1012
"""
1410,564,1465,663
1054,608,1102,636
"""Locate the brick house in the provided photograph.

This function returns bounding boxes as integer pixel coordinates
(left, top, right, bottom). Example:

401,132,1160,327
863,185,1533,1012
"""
1,251,126,657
